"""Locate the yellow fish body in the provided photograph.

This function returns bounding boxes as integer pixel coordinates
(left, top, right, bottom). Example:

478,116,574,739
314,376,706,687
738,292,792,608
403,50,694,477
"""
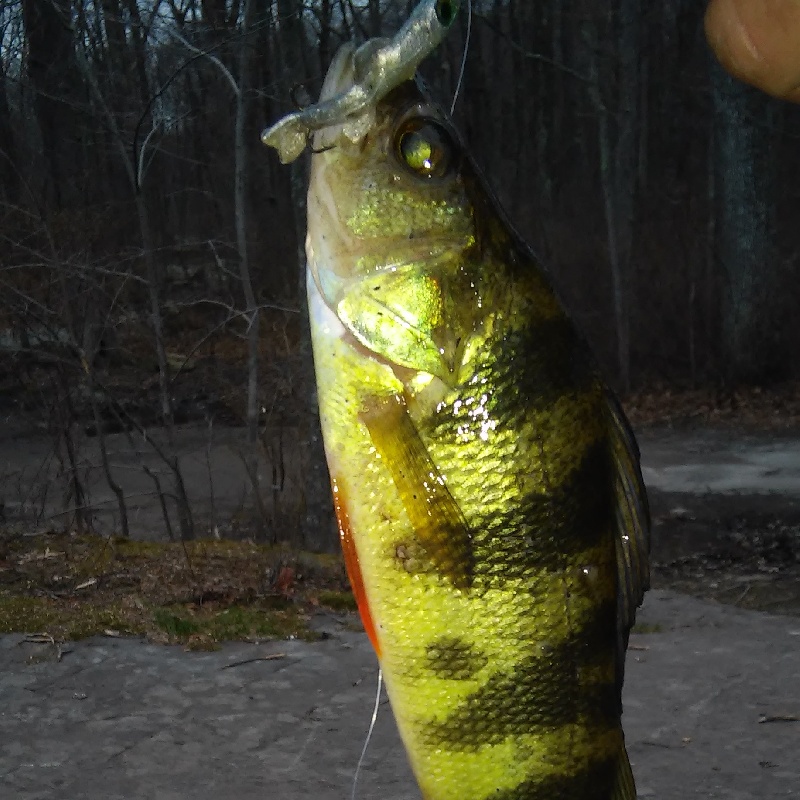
305,47,649,800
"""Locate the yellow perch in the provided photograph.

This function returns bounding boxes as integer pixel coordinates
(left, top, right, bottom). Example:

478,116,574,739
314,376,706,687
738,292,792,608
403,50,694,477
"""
265,12,649,798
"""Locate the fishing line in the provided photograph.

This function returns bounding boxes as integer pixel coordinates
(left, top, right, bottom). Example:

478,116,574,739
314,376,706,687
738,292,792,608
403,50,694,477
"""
450,0,473,115
351,667,383,800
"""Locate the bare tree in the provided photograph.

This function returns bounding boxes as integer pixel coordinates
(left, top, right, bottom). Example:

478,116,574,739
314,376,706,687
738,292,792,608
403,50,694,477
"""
584,1,640,392
710,60,778,384
2,0,799,551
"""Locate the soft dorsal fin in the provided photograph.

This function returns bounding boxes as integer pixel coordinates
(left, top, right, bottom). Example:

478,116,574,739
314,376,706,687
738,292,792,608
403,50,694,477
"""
605,390,651,638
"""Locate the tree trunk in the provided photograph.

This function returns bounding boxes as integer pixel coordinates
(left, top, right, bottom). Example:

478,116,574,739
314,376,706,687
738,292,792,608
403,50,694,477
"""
612,0,640,393
585,2,640,393
273,0,335,550
367,0,382,37
710,61,776,384
235,0,268,540
22,0,84,208
0,72,20,203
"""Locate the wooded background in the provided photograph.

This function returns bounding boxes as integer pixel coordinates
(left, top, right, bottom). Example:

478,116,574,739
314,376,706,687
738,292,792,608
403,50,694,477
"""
1,0,798,546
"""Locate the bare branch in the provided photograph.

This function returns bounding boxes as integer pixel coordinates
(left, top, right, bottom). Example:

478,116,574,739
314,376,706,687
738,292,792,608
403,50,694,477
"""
167,26,240,97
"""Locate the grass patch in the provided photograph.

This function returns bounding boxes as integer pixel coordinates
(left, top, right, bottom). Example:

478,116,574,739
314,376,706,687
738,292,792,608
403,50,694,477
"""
204,604,306,640
152,608,201,638
0,596,61,634
0,531,352,645
317,590,357,611
0,595,146,640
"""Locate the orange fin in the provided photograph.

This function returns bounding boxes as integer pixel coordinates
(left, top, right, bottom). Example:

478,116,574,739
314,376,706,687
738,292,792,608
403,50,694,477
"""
361,394,473,590
331,478,381,657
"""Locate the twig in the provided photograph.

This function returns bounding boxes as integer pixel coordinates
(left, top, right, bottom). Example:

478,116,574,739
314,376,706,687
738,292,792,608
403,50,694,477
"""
758,714,799,724
179,535,197,582
22,633,56,644
168,27,240,97
476,13,593,85
221,653,286,670
21,633,64,662
734,584,751,605
143,465,175,542
206,417,218,537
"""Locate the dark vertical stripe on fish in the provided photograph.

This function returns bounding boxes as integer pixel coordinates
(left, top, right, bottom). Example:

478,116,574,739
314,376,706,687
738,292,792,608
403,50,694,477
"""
425,636,489,680
490,316,594,413
420,599,619,750
488,756,617,800
472,439,614,583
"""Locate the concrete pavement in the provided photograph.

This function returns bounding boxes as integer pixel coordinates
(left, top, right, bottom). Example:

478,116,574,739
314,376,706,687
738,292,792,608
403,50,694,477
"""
638,428,800,497
1,591,798,800
2,427,800,799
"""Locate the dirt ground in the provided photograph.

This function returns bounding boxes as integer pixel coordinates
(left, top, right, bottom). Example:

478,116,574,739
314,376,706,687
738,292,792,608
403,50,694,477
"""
647,488,800,615
2,421,800,617
1,589,798,800
1,421,799,798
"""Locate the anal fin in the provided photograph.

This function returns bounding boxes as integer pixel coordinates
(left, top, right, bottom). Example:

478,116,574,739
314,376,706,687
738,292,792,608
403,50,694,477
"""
611,742,638,800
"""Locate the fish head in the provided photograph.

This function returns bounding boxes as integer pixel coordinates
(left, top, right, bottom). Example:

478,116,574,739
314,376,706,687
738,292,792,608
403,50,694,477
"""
307,47,484,385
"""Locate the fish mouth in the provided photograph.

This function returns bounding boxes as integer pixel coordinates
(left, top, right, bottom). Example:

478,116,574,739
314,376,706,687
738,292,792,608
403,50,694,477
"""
304,42,385,305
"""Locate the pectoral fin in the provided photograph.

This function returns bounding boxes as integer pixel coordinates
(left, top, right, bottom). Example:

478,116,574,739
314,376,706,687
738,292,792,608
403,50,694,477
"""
361,393,473,590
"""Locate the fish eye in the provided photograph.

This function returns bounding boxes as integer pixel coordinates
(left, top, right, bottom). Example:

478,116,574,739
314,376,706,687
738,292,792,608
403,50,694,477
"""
435,0,457,26
395,118,454,180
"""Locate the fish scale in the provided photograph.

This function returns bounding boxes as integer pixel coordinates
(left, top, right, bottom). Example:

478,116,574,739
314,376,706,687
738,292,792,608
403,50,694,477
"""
292,55,648,800
310,272,625,797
